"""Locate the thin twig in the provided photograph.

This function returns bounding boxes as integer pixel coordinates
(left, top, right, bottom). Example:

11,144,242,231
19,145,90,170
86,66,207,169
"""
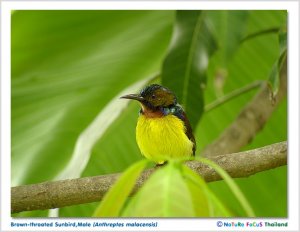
204,80,263,113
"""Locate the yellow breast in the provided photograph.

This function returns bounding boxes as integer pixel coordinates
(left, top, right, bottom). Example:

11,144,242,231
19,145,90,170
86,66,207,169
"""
136,114,194,164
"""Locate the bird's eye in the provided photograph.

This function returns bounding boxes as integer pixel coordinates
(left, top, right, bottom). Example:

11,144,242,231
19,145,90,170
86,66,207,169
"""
151,94,156,99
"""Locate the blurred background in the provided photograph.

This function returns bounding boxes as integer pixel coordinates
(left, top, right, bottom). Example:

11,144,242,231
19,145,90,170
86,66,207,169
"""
11,10,287,217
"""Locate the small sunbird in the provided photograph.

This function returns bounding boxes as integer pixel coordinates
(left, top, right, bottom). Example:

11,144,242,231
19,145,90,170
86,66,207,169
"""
121,84,196,164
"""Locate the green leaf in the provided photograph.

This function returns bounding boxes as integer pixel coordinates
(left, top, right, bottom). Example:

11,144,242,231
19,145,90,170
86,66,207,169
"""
162,10,217,129
11,10,173,187
207,10,248,65
198,158,255,217
245,10,287,36
93,159,149,217
182,165,232,217
122,162,195,217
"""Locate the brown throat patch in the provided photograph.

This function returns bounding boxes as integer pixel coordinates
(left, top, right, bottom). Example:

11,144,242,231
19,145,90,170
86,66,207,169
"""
141,105,164,118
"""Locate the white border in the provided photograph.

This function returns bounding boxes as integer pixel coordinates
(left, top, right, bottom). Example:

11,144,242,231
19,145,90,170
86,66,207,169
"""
1,1,299,232
0,0,299,10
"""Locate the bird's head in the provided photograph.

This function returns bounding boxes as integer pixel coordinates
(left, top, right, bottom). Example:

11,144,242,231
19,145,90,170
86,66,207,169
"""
121,84,177,113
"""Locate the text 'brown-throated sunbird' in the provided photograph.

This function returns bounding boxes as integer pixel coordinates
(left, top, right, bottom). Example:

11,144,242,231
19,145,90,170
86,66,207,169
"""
121,84,196,164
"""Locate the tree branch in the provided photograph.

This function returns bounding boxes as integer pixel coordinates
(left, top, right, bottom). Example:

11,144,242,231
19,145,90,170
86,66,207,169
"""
11,141,287,214
201,56,287,157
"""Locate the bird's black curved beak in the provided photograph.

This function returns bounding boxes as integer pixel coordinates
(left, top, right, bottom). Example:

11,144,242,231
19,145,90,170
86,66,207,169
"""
120,94,144,102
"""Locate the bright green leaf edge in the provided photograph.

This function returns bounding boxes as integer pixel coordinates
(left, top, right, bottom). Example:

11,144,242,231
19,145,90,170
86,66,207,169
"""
197,158,255,217
182,165,232,217
93,159,149,217
268,29,287,97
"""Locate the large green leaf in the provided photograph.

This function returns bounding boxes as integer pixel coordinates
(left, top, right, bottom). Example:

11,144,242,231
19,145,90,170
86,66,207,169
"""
122,162,195,217
11,10,174,187
121,162,232,217
162,10,217,129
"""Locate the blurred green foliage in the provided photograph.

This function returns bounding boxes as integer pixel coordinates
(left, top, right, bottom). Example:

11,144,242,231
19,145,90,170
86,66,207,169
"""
11,10,287,217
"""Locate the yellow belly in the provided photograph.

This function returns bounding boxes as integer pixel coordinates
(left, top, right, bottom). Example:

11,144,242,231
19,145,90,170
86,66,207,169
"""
136,114,194,164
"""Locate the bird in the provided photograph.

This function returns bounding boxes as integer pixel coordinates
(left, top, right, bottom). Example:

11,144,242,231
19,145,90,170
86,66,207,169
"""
121,84,196,165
